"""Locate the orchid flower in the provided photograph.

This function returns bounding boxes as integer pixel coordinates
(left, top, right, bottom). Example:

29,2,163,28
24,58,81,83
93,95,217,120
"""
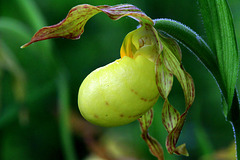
22,4,195,159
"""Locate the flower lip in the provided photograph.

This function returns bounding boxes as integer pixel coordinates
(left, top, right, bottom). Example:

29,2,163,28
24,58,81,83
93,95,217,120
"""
78,55,159,127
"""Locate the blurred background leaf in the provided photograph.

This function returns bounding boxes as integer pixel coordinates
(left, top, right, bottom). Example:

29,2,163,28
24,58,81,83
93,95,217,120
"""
0,0,239,160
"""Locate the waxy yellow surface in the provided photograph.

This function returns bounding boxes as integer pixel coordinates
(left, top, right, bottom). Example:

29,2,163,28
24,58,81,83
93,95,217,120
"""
78,55,159,127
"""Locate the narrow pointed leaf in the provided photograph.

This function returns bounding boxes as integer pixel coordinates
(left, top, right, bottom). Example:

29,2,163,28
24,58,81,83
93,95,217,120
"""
138,109,164,160
21,4,153,48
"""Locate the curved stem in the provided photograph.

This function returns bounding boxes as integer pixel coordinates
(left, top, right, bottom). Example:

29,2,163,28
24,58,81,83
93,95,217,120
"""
229,90,240,159
154,19,226,100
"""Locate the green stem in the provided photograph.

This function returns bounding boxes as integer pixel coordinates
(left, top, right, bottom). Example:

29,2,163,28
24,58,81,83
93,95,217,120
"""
154,19,217,73
236,126,240,159
154,19,225,98
0,71,2,111
229,90,240,159
232,121,240,159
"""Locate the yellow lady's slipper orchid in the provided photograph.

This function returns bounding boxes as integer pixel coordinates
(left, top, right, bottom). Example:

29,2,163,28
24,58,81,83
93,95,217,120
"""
78,55,158,127
78,25,160,127
22,3,195,159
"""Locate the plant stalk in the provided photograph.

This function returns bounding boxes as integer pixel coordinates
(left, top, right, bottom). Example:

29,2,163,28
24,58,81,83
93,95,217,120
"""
232,121,240,159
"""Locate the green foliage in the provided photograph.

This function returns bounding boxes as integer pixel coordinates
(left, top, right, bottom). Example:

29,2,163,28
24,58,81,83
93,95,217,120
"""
0,0,239,159
198,0,239,120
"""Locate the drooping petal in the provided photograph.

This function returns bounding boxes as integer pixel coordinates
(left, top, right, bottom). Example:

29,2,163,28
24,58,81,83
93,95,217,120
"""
138,108,164,160
162,100,189,156
163,42,195,107
162,100,180,133
158,35,195,156
21,4,153,48
155,53,173,99
99,4,153,24
159,36,182,62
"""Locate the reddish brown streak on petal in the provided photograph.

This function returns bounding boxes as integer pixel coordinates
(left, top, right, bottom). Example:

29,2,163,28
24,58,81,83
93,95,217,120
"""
21,4,153,48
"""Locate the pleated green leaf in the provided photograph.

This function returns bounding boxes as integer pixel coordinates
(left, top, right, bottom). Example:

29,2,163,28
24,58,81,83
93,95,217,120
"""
198,0,239,117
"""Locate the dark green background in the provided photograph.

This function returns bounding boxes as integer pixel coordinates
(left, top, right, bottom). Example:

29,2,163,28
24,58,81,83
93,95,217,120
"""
0,0,239,159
